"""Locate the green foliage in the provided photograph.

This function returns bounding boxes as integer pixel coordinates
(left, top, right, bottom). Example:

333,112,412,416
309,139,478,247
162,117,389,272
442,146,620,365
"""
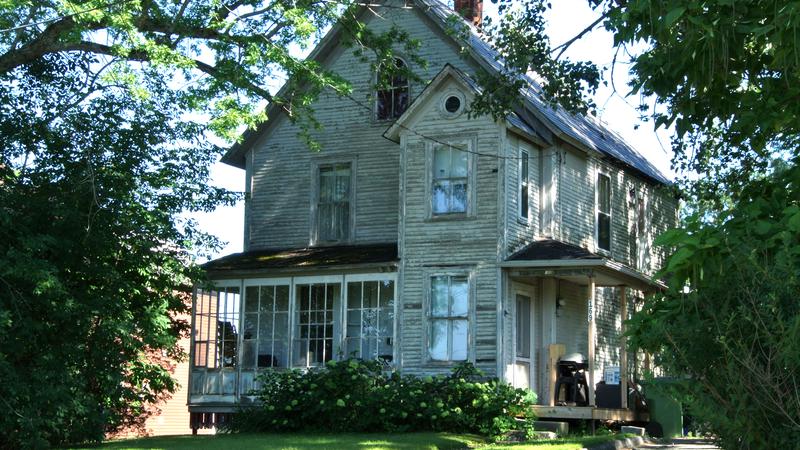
465,0,601,120
228,359,537,440
606,0,800,201
627,160,800,449
0,0,422,145
0,54,236,448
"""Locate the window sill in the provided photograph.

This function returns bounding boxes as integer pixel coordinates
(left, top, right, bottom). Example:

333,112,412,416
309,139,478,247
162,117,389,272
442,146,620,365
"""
425,214,474,223
597,248,612,257
424,359,471,367
516,216,531,226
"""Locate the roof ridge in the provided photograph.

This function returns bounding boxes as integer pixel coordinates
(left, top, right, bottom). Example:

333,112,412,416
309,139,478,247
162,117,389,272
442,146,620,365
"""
413,0,671,184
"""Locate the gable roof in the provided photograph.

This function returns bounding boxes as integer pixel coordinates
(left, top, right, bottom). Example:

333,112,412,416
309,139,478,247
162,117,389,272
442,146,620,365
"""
413,0,670,185
223,0,670,185
383,63,547,145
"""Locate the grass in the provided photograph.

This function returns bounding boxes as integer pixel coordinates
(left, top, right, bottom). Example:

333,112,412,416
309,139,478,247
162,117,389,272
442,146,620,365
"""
72,432,628,450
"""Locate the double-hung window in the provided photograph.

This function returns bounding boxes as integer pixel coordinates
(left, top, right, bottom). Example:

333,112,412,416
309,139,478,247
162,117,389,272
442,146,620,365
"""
519,149,529,220
597,173,611,252
376,58,409,120
315,163,352,244
429,275,469,361
432,143,469,215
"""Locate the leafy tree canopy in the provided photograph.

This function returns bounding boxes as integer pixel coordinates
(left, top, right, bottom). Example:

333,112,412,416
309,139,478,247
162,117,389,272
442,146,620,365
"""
0,1,423,446
0,0,423,142
476,0,800,205
0,51,238,447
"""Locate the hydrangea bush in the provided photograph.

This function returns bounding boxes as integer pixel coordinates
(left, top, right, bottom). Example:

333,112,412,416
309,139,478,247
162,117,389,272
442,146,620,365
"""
227,359,536,439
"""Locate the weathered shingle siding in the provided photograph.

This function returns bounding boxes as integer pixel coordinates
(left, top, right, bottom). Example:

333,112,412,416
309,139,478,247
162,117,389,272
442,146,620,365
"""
246,8,476,250
397,97,502,376
505,134,540,256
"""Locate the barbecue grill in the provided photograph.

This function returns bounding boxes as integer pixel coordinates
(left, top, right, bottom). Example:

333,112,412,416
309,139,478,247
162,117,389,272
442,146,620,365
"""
554,353,589,406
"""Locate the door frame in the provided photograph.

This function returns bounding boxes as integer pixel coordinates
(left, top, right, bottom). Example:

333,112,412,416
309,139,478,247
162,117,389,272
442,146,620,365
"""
511,281,540,394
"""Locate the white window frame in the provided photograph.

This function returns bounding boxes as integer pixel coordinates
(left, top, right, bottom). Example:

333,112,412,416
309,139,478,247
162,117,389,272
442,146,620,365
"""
426,136,477,219
424,270,474,363
518,148,530,222
342,273,398,363
596,171,612,253
310,158,356,246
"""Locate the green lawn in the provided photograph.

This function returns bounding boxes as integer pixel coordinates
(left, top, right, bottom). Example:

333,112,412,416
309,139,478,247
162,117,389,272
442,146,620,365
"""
73,432,626,450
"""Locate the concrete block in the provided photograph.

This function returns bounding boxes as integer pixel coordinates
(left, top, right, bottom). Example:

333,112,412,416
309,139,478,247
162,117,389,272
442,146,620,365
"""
530,431,557,440
533,420,569,435
621,425,646,436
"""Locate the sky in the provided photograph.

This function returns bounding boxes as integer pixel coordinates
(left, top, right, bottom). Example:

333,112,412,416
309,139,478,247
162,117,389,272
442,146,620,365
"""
194,0,676,262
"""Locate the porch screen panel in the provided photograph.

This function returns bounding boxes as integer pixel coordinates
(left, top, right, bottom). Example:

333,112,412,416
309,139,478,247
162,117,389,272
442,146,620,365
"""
242,285,290,370
294,283,339,367
193,287,240,368
344,280,395,361
191,287,240,395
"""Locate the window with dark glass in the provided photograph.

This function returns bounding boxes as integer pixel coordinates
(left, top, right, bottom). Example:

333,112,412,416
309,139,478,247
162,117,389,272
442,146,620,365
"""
519,150,529,219
294,283,339,367
597,173,611,251
376,58,409,120
241,285,290,369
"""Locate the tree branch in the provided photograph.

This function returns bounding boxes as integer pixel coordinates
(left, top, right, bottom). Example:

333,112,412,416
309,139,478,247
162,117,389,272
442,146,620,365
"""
60,41,276,102
551,11,608,60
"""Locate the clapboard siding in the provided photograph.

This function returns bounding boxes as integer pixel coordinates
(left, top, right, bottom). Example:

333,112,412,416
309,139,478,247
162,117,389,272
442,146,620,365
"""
396,84,502,375
247,7,477,250
505,134,540,256
551,152,677,274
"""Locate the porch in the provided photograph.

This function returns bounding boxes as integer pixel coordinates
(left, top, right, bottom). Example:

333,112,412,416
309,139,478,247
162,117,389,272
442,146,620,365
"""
502,240,663,421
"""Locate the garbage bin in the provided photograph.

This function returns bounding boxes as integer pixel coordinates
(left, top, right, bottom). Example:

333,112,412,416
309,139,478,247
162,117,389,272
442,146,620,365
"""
642,378,683,438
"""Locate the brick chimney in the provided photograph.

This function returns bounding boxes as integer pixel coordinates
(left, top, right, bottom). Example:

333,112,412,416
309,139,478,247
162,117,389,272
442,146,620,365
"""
453,0,483,27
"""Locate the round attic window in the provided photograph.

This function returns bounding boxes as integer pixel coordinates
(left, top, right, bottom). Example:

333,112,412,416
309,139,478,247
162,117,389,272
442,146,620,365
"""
440,91,465,118
444,95,461,113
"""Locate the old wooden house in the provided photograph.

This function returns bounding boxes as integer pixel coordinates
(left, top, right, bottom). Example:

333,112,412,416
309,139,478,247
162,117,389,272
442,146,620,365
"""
188,0,678,430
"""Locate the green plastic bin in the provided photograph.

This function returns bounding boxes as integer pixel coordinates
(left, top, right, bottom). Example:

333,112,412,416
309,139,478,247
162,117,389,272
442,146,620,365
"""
642,378,683,438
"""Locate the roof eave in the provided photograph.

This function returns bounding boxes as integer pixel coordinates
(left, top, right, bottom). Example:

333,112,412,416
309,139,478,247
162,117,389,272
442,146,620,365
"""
500,258,665,292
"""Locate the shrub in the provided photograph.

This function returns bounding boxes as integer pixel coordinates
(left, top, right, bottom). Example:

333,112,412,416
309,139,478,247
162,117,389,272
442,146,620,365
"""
227,360,536,439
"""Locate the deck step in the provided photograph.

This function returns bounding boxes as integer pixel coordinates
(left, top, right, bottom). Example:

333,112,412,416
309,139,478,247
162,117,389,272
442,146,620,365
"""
533,420,569,435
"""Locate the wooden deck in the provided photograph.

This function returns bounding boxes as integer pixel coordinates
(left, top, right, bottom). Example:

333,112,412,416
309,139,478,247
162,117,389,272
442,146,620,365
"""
532,405,649,422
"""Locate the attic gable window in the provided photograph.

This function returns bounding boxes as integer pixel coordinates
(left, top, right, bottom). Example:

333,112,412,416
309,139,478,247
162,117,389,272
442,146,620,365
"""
597,173,611,252
376,58,409,120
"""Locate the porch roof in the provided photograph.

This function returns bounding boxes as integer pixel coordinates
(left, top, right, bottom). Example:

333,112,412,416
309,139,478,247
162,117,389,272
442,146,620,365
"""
503,239,664,292
202,243,398,274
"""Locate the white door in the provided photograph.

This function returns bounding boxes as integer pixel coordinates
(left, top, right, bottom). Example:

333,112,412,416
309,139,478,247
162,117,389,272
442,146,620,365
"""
514,293,532,389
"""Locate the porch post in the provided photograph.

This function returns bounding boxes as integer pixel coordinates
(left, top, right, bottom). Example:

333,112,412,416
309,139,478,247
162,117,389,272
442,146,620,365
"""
587,276,596,407
620,286,628,409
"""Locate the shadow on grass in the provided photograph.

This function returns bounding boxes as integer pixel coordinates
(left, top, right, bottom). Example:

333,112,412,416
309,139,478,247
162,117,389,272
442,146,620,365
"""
71,432,487,450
